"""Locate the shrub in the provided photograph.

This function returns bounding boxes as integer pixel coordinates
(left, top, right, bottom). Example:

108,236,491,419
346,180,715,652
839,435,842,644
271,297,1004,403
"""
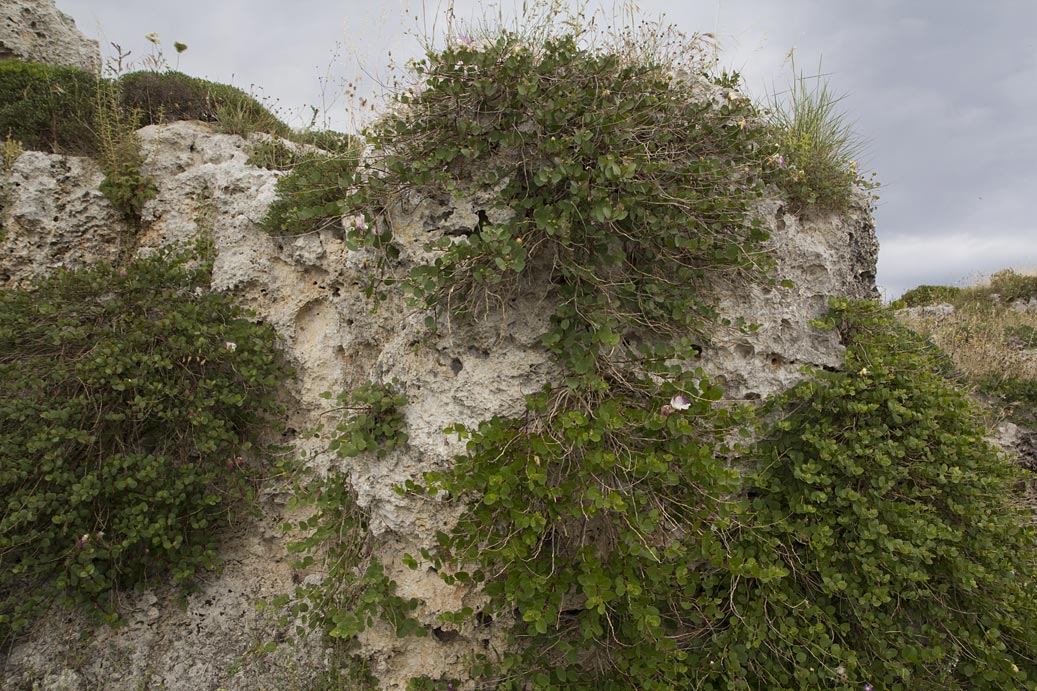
289,129,357,155
897,284,963,308
118,70,291,137
261,150,361,235
988,269,1037,303
383,24,779,688
98,166,158,221
351,30,774,336
716,300,1037,690
0,243,287,644
247,138,302,171
766,58,874,213
0,59,99,155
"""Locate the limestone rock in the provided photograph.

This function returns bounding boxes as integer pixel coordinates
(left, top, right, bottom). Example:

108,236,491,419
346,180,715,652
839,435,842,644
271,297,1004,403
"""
0,117,879,690
0,150,126,287
0,0,99,71
897,302,956,319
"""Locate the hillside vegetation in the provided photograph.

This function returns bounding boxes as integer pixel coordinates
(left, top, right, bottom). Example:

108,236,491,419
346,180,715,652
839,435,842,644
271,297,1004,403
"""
896,270,1037,428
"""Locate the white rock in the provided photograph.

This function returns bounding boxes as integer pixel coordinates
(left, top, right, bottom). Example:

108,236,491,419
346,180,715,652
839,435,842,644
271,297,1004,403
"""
0,0,99,71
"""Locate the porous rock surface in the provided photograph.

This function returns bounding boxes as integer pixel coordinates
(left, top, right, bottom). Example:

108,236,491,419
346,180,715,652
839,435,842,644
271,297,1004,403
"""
0,119,878,690
0,0,99,70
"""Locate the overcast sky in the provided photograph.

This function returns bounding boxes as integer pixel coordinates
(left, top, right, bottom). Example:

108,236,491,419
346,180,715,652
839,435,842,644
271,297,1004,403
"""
57,1,1037,299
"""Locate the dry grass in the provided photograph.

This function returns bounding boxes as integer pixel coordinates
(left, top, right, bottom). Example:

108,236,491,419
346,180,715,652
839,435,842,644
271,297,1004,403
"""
899,305,1037,386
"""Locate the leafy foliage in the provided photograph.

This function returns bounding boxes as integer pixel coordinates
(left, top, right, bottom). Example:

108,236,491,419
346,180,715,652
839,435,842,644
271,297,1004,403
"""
269,472,424,642
98,166,157,221
714,299,1037,690
0,243,287,644
376,27,779,689
351,32,775,385
423,300,1037,689
262,148,362,236
324,382,409,459
424,371,746,688
0,59,99,155
263,383,421,645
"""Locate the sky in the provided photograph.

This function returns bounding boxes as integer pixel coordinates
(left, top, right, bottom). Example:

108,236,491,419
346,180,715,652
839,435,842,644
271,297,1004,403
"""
56,0,1037,299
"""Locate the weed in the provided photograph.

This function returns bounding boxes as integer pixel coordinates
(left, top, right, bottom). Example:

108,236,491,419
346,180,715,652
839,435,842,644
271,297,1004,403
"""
247,138,301,171
260,382,422,651
93,73,156,223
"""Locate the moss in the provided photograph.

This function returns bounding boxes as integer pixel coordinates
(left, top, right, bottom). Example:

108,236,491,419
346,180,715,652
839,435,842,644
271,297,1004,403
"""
0,59,99,155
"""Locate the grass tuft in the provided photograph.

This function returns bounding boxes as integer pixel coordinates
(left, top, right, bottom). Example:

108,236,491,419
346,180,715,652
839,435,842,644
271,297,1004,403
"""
766,57,872,212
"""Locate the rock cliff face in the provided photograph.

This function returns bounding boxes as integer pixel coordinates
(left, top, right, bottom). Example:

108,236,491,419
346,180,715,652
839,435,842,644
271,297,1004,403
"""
0,3,880,685
0,118,878,690
0,0,99,71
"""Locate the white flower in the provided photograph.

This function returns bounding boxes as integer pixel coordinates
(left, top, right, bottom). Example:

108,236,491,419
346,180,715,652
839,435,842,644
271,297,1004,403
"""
145,32,160,44
669,394,691,411
859,367,869,376
224,341,237,352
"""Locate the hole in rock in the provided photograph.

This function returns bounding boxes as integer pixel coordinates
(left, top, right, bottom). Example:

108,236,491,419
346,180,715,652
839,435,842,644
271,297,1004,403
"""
450,357,463,375
432,627,459,642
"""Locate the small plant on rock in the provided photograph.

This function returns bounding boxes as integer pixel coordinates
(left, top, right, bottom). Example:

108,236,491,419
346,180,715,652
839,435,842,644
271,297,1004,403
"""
263,382,422,650
766,57,876,213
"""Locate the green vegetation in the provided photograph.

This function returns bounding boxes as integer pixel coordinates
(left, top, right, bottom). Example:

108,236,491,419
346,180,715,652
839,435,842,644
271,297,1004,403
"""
94,75,157,223
766,58,877,213
0,243,287,645
897,284,963,308
411,300,1037,690
261,147,362,236
247,138,303,171
0,60,296,160
287,21,1032,689
0,59,98,155
897,270,1037,311
261,382,422,648
351,30,775,325
896,270,1037,427
726,300,1037,690
118,70,291,137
